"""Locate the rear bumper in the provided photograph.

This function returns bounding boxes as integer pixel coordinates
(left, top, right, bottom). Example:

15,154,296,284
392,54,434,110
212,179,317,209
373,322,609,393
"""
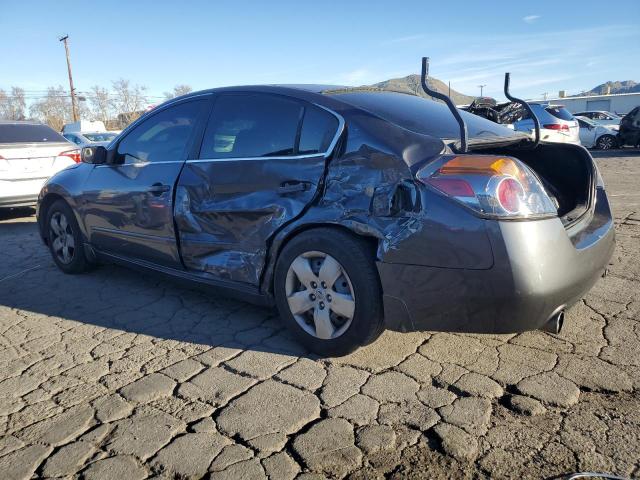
378,188,615,333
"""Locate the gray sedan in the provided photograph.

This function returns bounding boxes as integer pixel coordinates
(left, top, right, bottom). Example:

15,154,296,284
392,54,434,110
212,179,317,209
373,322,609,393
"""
36,85,614,356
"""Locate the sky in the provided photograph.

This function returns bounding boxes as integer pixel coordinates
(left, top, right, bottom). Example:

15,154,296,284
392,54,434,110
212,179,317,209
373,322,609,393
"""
1,0,639,105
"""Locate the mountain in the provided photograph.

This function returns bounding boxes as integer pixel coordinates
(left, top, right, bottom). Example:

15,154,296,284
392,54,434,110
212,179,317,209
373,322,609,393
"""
369,74,475,105
575,80,640,96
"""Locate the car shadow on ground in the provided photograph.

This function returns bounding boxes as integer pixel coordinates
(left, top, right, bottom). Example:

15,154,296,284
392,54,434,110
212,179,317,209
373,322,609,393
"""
0,207,36,221
0,220,318,360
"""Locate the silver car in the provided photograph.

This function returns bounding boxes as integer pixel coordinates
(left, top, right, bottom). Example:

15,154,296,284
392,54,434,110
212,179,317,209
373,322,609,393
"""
574,111,621,130
575,116,618,149
62,131,118,148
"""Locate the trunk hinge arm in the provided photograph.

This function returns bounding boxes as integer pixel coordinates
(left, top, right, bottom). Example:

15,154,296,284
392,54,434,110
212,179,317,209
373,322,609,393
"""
421,57,468,153
504,72,540,148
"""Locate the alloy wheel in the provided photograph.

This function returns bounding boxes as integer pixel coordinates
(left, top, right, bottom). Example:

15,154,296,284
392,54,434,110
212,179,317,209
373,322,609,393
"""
285,251,355,340
49,211,75,265
598,136,614,150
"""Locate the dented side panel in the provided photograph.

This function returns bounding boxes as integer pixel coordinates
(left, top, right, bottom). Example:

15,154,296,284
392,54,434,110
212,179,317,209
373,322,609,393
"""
175,155,326,284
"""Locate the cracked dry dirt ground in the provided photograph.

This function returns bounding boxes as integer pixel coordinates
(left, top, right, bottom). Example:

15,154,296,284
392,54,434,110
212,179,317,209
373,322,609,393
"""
0,152,639,480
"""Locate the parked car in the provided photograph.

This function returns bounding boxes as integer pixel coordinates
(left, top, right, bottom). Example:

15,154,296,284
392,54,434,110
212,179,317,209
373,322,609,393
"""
617,106,640,147
62,120,118,148
575,116,619,149
1,121,79,209
62,131,118,148
573,111,621,130
37,86,614,355
512,103,581,145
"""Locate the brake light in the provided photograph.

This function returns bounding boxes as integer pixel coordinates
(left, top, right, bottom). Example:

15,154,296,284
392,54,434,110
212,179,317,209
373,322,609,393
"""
543,123,569,132
59,149,81,163
417,155,557,219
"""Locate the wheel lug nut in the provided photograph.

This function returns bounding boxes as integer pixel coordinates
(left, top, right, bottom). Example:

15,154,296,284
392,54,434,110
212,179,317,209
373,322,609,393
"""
321,281,327,288
326,294,332,302
319,302,325,309
309,294,316,301
311,281,317,288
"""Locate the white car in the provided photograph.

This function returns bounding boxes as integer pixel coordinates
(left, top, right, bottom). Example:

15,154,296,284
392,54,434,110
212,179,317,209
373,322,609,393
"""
573,111,621,130
512,103,581,145
575,116,619,150
0,121,79,208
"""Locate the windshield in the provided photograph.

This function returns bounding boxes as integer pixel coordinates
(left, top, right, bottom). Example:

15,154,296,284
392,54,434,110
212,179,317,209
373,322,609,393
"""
326,90,521,142
0,123,67,143
83,132,117,142
576,117,595,128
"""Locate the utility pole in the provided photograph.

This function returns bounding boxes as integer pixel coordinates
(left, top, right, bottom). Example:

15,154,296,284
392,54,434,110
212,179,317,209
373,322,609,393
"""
58,34,79,122
478,84,487,97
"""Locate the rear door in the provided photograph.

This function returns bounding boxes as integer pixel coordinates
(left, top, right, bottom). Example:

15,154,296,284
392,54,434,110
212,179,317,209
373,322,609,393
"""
82,97,210,267
175,92,341,285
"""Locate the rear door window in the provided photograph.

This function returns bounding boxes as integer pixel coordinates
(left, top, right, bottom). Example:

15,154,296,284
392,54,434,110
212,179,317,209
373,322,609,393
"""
299,105,339,154
0,124,66,143
116,100,205,163
200,94,303,158
545,106,574,121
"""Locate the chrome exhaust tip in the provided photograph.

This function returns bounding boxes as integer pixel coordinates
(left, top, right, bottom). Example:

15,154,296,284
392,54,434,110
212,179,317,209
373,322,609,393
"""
541,310,564,334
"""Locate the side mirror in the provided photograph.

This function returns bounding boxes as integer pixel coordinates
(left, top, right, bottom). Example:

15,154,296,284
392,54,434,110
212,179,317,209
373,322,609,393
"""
81,146,107,164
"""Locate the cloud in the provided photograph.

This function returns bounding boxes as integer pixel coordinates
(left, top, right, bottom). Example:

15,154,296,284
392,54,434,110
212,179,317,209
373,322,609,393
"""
523,15,541,24
381,34,425,46
342,68,371,85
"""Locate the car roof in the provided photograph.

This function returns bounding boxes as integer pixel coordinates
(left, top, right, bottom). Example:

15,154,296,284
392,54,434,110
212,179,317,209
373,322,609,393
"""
0,120,44,125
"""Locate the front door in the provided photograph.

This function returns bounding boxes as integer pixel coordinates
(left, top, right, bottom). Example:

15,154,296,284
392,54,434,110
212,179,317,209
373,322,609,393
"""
82,98,209,267
175,92,341,285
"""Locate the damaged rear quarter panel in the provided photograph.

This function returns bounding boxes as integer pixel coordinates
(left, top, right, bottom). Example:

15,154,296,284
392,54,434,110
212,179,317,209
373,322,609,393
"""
260,110,495,293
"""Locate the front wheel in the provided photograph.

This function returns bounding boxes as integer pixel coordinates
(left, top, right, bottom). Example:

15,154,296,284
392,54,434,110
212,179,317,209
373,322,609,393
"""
274,228,384,357
46,200,92,274
596,134,617,150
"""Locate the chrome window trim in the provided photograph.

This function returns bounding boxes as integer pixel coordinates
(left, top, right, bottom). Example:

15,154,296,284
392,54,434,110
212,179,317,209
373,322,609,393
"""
95,160,185,168
191,100,345,163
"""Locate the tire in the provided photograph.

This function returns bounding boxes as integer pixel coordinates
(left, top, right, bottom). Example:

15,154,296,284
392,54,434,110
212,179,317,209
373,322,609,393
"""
45,199,91,274
274,228,384,357
596,134,616,150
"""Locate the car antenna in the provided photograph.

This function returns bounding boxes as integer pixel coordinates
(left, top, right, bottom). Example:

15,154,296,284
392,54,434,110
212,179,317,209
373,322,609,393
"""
421,57,468,153
504,72,540,148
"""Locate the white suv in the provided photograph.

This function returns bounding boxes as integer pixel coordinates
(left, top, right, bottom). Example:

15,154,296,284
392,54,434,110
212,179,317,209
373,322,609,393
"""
0,121,79,208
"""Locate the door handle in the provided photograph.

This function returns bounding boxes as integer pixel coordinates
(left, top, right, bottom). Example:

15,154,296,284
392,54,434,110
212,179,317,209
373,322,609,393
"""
277,181,311,195
149,183,170,196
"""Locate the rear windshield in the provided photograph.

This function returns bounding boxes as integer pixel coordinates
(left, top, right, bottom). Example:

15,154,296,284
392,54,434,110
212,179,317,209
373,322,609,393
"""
325,91,519,141
545,106,574,121
0,124,67,143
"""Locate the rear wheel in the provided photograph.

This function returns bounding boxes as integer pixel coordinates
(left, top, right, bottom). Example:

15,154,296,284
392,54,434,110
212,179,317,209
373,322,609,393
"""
596,134,616,150
46,200,91,274
274,228,384,356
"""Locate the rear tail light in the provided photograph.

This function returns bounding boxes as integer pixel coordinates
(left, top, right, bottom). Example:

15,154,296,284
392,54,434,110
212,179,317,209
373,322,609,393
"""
58,149,81,163
417,155,557,219
543,123,569,132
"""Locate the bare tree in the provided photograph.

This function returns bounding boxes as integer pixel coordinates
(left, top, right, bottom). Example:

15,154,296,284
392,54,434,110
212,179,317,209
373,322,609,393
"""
0,89,8,119
0,87,27,120
88,85,113,124
29,86,72,130
163,84,193,100
111,79,148,126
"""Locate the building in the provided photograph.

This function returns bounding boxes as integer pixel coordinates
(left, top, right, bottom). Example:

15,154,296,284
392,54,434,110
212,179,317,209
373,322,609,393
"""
532,92,640,115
